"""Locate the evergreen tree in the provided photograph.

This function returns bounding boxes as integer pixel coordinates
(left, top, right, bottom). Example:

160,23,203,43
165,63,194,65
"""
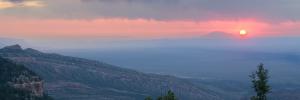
157,96,163,100
145,90,177,100
145,96,153,100
0,57,53,100
250,63,271,100
164,90,176,100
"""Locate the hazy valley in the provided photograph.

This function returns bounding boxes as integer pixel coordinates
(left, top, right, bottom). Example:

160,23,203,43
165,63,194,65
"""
1,36,300,100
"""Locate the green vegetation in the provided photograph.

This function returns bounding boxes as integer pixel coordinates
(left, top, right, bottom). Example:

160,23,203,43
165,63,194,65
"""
0,84,52,100
0,57,53,100
146,90,177,100
250,63,271,100
145,96,153,100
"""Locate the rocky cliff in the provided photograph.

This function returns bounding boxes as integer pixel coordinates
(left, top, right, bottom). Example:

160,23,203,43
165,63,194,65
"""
0,56,52,100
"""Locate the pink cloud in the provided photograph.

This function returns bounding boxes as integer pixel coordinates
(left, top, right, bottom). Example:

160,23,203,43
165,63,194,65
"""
0,16,299,39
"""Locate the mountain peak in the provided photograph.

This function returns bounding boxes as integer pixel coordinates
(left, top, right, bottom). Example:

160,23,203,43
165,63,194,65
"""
24,48,42,53
203,31,234,39
1,44,23,51
0,45,44,55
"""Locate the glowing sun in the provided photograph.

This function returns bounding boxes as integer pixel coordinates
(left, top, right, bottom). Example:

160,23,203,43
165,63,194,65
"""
239,29,247,36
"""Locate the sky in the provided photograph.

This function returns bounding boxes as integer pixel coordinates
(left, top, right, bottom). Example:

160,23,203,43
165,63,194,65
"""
0,0,299,39
1,0,300,81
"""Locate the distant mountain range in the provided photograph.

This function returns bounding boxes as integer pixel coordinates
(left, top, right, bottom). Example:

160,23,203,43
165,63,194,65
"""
0,45,222,100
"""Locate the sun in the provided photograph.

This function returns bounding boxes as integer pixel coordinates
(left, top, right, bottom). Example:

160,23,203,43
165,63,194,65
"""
239,29,247,36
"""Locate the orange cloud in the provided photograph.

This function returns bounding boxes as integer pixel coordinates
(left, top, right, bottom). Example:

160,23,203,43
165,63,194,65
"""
0,0,44,9
0,16,299,39
0,1,14,9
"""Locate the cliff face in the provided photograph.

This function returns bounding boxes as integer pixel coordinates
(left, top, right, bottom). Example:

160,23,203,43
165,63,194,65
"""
10,76,44,97
0,56,52,100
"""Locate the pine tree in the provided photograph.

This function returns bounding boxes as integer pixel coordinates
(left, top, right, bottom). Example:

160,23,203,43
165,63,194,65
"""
145,96,153,100
145,90,177,100
250,63,271,100
164,90,176,100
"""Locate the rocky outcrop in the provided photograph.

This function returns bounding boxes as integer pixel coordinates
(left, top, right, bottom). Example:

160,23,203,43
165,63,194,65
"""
5,64,45,97
10,76,44,97
0,56,52,100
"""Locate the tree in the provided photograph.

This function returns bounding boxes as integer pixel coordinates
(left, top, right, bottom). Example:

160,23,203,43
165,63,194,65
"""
250,63,271,100
145,96,153,100
164,90,176,100
145,90,177,100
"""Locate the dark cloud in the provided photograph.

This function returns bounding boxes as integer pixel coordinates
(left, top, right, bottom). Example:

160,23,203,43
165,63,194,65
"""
81,0,178,4
77,0,300,21
1,0,300,22
5,0,25,2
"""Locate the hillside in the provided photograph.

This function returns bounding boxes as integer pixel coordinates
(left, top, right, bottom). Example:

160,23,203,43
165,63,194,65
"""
0,45,221,100
0,38,25,48
0,57,53,100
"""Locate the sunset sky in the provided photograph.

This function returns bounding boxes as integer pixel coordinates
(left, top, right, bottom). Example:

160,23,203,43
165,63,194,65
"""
0,0,300,39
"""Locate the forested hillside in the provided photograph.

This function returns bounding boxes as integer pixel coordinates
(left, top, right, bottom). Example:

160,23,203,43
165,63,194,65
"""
0,45,221,100
0,57,53,100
